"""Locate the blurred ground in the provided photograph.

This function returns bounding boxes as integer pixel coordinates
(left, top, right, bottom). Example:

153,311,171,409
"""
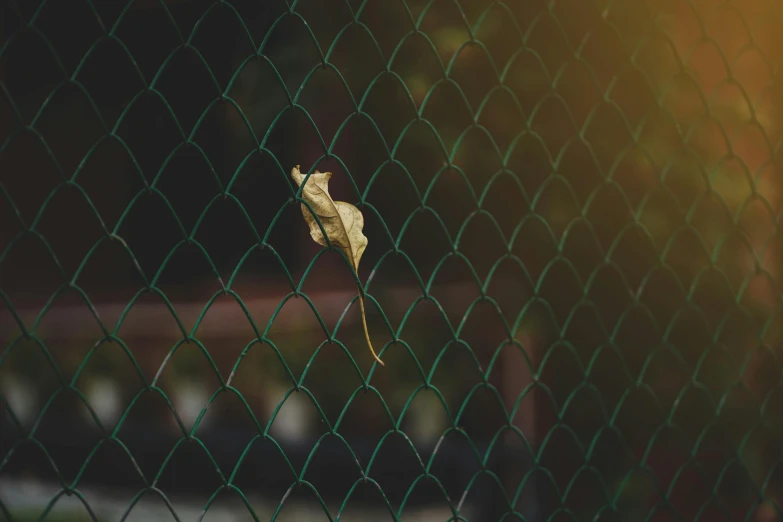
1,477,471,522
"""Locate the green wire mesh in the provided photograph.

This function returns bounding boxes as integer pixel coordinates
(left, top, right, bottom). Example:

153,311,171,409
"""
0,0,782,521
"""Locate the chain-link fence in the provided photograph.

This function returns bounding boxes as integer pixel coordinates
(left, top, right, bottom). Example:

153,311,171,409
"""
1,0,781,521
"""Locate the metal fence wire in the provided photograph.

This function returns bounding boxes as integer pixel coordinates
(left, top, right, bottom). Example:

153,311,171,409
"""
0,0,782,521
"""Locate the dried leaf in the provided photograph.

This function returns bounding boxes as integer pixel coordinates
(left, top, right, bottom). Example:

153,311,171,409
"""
291,165,383,366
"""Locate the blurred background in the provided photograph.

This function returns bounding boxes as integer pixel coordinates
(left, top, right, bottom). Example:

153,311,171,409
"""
0,0,781,521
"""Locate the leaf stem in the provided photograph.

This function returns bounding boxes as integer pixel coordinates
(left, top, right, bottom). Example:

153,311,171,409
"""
358,291,384,366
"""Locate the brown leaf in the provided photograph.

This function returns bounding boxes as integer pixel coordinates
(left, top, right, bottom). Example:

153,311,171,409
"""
291,166,383,366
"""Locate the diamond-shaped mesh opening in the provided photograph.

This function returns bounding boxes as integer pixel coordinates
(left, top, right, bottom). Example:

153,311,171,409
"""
1,0,782,521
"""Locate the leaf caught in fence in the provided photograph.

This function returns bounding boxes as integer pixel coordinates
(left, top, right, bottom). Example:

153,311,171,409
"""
291,165,383,366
